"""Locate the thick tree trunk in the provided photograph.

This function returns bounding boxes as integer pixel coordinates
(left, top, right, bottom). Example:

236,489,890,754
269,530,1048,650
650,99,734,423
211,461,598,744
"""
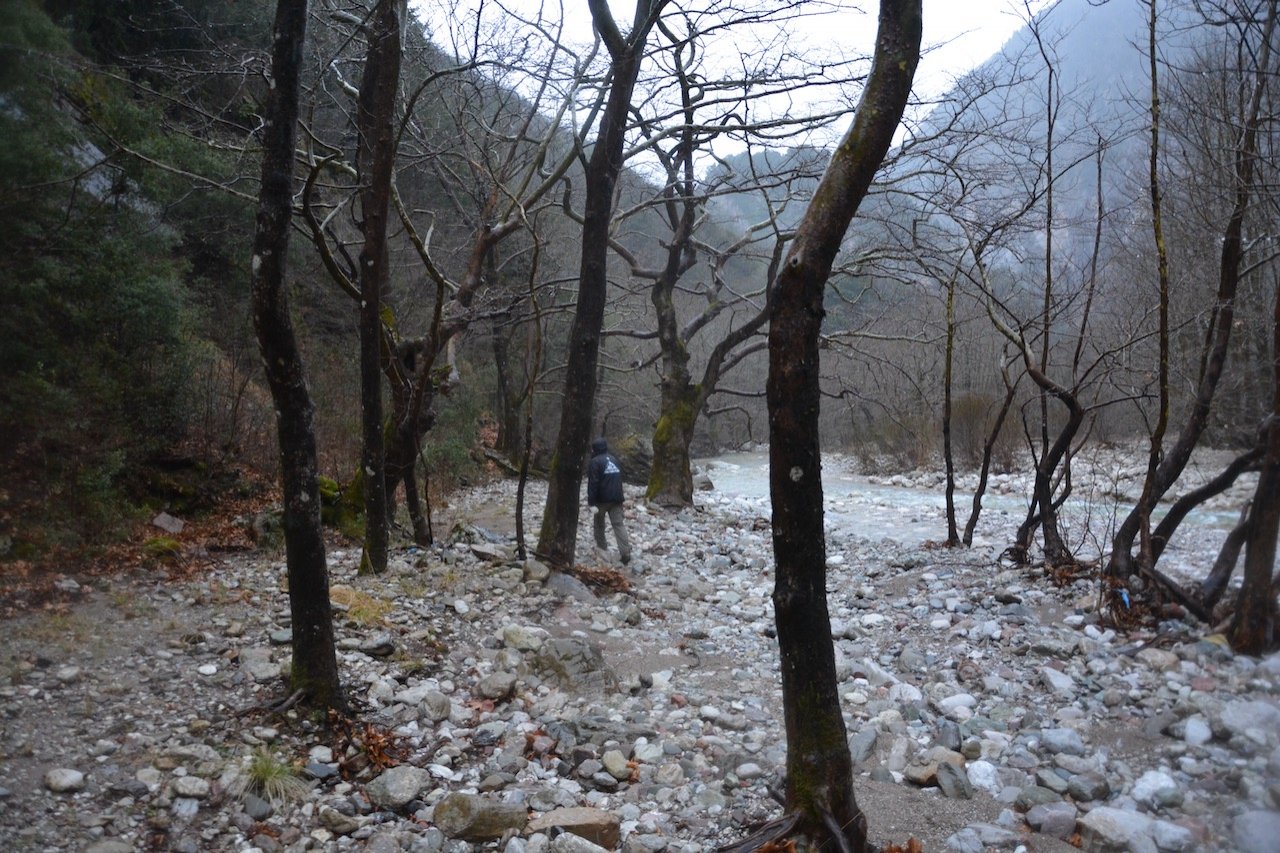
764,2,920,848
1231,425,1279,653
647,381,699,507
537,0,666,568
354,0,402,574
249,0,341,709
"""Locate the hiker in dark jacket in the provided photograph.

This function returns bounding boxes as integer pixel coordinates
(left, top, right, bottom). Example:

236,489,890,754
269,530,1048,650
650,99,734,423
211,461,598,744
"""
586,437,632,565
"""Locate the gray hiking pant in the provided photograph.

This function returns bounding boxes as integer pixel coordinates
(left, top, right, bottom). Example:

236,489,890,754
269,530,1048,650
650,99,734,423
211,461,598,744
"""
593,503,631,560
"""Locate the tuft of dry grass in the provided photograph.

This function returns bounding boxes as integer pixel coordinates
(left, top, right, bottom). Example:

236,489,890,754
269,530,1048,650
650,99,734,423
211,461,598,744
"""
328,584,392,625
230,746,311,807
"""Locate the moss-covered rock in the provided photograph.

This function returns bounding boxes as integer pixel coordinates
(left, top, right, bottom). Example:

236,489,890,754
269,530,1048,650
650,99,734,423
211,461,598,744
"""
609,434,652,486
143,536,182,561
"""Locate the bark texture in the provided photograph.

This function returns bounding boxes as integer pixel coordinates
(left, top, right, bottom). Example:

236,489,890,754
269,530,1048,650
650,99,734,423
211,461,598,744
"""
249,0,341,708
765,1,920,847
1230,203,1280,653
354,0,403,574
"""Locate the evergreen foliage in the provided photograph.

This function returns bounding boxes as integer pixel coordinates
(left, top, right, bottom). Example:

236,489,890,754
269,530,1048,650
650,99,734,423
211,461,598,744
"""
0,1,219,547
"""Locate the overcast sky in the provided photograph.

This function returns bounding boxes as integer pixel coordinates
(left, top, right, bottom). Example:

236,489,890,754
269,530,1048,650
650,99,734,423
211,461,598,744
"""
413,0,1054,96
409,0,1056,160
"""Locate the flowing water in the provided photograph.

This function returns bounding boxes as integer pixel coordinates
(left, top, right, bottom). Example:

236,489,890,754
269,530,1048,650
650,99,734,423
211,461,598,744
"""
696,450,1248,579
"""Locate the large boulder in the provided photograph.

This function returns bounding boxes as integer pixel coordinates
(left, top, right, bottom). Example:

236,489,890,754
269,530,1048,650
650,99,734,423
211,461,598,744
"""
432,792,527,840
534,637,618,694
528,806,621,849
365,766,430,810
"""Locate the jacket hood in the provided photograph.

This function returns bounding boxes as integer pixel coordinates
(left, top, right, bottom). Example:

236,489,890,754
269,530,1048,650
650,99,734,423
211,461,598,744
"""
591,438,609,454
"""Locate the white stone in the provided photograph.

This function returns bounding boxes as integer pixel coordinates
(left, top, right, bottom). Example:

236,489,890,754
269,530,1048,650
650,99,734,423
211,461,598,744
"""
1131,769,1182,809
1183,716,1212,747
171,776,210,799
967,760,1001,795
1151,819,1194,851
938,693,977,713
1233,811,1280,853
1040,667,1076,695
44,768,86,793
1220,700,1280,746
502,625,548,652
888,683,923,703
1079,806,1156,853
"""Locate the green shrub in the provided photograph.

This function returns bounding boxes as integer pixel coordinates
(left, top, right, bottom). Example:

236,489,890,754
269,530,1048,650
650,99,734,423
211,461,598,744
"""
142,536,182,561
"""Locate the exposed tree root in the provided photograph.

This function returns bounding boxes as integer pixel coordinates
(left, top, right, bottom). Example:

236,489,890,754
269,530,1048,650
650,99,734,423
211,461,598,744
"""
819,806,858,853
716,813,800,853
717,806,872,853
235,687,306,718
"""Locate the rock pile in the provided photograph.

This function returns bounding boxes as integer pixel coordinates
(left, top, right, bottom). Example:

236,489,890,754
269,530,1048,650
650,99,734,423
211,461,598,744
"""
0,472,1277,852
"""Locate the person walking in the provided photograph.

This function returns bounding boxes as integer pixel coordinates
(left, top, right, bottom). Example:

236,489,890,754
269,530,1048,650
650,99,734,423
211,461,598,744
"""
586,437,632,565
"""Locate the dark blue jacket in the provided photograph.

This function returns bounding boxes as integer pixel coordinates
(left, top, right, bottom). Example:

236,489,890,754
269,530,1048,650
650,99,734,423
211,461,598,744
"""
587,440,624,506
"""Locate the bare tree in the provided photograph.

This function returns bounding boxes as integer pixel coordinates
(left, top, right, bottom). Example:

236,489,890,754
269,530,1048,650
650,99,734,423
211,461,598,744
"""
250,0,342,708
729,1,921,849
1105,0,1278,609
1230,244,1279,653
299,3,592,545
537,0,669,568
351,0,406,574
605,4,871,508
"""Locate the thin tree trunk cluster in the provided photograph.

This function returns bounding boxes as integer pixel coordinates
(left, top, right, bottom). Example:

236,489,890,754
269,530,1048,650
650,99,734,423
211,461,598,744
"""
1102,0,1277,646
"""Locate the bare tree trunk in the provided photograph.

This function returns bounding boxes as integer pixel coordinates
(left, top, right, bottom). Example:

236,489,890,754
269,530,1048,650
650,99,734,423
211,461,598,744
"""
942,274,959,545
1230,426,1279,654
649,381,699,507
354,0,403,575
516,248,545,562
1230,225,1280,652
1012,364,1083,568
1152,447,1262,566
762,2,920,848
250,0,341,709
492,313,524,458
537,0,667,567
1202,501,1252,610
963,359,1017,546
1134,0,1172,573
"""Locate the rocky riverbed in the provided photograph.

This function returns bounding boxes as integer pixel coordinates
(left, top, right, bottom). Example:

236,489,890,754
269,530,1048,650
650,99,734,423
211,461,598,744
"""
2,460,1279,853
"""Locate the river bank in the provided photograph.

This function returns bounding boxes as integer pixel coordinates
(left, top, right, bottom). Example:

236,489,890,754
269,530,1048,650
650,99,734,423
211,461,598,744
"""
1,455,1277,852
